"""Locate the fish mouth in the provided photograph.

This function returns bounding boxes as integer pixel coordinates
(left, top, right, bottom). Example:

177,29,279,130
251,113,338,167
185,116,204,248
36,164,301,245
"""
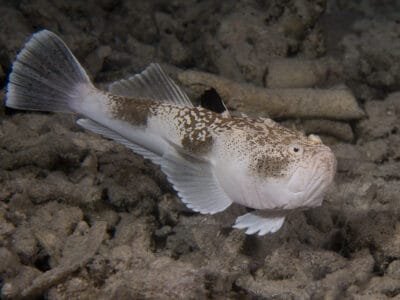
312,149,337,181
288,150,336,197
287,166,308,193
302,150,337,206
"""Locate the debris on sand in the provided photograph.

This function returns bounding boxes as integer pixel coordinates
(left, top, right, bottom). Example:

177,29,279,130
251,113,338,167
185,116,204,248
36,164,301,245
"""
178,70,365,120
1,0,400,299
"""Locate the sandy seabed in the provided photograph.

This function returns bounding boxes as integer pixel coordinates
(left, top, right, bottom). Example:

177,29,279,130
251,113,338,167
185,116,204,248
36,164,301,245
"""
1,1,400,299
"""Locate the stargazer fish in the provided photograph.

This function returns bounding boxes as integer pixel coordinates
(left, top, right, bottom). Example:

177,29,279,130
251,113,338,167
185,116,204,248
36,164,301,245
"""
6,30,337,235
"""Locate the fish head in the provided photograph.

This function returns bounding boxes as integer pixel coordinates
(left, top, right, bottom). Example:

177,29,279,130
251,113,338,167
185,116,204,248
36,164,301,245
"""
251,133,337,210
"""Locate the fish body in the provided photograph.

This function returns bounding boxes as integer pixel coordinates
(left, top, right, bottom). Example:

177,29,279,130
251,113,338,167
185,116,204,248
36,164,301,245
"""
6,30,337,235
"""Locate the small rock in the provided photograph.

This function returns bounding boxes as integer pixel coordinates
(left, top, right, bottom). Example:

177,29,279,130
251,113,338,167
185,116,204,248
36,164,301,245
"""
388,134,400,161
178,70,365,120
125,35,157,69
157,193,187,226
216,9,291,84
106,256,207,299
375,180,400,206
74,221,90,235
262,245,298,280
47,277,97,299
304,207,334,233
386,260,400,279
11,226,38,263
159,35,190,66
3,129,87,171
360,139,389,162
111,245,132,260
235,274,309,299
86,209,120,230
155,12,179,37
342,20,400,96
165,218,199,258
21,221,107,298
356,99,398,140
0,7,31,64
31,202,84,237
365,276,400,296
380,223,400,258
112,213,154,249
0,247,21,278
154,225,172,238
0,216,16,240
202,33,244,82
330,143,365,172
110,245,133,270
266,58,341,88
34,229,63,267
282,119,354,142
1,266,42,299
106,175,159,213
322,249,374,295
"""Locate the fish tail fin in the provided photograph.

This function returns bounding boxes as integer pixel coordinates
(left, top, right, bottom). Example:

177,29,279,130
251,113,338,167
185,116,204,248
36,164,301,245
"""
6,30,92,113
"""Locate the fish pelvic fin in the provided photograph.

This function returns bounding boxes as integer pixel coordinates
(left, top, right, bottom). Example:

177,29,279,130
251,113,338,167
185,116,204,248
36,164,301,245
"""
233,211,286,235
6,30,92,113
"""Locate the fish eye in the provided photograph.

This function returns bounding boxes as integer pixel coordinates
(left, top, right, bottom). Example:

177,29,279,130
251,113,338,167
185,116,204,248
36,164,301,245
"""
289,144,303,155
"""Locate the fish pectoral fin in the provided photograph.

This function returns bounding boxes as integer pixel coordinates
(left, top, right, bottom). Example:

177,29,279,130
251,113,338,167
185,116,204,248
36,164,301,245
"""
233,211,285,235
109,63,193,107
77,119,162,165
161,146,232,214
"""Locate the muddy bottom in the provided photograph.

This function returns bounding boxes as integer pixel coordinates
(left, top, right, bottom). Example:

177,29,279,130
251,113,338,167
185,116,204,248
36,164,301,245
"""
1,1,400,299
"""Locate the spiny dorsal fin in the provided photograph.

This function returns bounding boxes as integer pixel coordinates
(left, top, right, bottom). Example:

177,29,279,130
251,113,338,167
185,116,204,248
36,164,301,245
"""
200,88,230,117
109,63,193,107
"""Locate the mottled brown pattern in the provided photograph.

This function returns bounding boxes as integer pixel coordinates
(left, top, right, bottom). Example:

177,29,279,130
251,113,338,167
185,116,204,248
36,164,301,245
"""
106,93,316,179
214,116,266,133
255,154,290,177
174,106,218,154
181,134,213,153
108,94,155,125
225,118,314,179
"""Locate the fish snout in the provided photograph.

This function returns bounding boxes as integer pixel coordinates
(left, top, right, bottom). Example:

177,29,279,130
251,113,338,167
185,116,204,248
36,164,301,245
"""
313,147,337,182
290,147,336,191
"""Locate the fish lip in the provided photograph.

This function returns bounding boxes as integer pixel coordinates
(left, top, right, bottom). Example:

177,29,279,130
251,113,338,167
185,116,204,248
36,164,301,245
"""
313,149,337,177
287,149,336,195
302,149,337,206
287,166,308,194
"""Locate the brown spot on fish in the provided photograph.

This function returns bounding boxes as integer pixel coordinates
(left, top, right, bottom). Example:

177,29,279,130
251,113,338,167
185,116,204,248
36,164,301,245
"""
254,153,290,178
174,106,217,154
108,94,155,125
181,133,213,153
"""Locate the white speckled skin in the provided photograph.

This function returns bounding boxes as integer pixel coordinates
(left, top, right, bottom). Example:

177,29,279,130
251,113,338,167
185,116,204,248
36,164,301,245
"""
96,93,337,212
5,30,337,235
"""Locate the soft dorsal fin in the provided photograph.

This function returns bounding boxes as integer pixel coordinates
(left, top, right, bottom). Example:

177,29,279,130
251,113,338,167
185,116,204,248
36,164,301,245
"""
109,63,193,107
